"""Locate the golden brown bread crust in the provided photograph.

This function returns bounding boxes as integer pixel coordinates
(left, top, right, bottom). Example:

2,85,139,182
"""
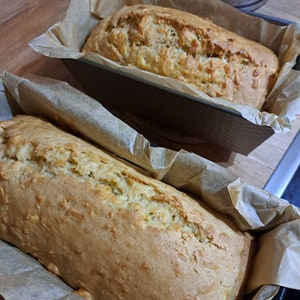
82,4,279,110
0,115,253,299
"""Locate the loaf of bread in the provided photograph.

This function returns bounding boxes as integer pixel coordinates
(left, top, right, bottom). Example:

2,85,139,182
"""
0,115,253,299
82,4,279,110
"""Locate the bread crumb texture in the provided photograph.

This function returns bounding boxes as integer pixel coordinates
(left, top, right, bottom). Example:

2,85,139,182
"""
0,115,253,299
82,4,279,110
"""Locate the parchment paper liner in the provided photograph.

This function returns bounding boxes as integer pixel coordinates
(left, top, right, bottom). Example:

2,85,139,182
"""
29,0,300,133
0,240,87,300
1,71,299,299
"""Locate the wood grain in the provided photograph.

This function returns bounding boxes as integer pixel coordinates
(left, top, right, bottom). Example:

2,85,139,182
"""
0,0,72,78
256,1,300,23
0,0,299,189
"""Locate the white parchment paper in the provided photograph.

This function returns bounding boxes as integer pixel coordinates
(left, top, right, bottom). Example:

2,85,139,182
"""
0,240,87,300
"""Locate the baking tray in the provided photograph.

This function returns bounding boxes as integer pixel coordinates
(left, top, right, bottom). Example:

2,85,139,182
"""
62,12,299,155
264,129,300,300
62,57,275,154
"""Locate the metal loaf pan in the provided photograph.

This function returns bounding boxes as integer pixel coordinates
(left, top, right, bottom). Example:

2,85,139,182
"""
62,12,297,155
264,129,300,299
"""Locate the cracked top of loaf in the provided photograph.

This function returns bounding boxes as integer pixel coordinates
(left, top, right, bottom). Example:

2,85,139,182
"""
82,4,279,110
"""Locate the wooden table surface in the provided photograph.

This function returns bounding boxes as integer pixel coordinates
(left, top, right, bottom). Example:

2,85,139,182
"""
0,0,299,190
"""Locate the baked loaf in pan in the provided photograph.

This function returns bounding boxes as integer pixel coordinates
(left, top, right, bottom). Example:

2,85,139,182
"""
0,115,253,300
82,4,279,110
